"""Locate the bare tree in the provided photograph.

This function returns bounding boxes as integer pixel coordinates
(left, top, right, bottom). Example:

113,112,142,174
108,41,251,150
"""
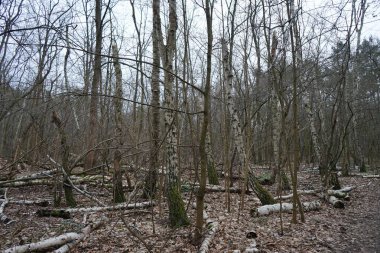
154,0,189,227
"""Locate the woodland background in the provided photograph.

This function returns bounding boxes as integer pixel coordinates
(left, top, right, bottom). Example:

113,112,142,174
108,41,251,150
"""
0,0,380,251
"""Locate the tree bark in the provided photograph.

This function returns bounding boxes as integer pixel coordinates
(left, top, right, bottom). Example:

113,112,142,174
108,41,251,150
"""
254,201,321,216
221,39,274,205
143,0,161,198
154,0,189,227
84,0,102,170
195,0,213,243
111,42,126,203
51,112,76,207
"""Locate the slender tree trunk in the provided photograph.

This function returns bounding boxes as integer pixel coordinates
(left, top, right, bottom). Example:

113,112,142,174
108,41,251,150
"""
194,0,213,244
351,0,367,172
51,112,76,207
111,42,126,203
154,0,188,227
206,132,219,185
221,39,274,206
143,1,161,198
286,0,304,223
85,0,102,170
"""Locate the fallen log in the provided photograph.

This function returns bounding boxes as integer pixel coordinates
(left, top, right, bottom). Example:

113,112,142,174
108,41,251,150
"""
0,177,100,188
36,209,71,219
0,188,14,225
4,233,79,253
198,209,219,253
38,201,155,214
324,186,354,208
339,186,355,192
328,196,344,208
274,190,318,201
53,216,107,253
4,216,107,253
362,175,380,178
0,179,54,188
181,184,244,194
254,201,321,216
15,169,59,180
327,190,347,198
9,199,50,207
350,173,380,178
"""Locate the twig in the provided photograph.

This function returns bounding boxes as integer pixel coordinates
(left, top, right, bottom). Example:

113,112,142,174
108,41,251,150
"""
48,155,105,206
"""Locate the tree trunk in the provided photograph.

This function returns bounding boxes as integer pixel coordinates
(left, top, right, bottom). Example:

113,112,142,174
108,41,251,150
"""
143,1,161,198
195,0,213,244
111,42,125,203
51,112,76,207
154,0,188,227
85,0,102,170
206,132,219,185
287,0,304,223
221,39,274,206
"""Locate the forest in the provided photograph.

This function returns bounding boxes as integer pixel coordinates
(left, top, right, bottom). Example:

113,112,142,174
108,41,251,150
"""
0,0,379,252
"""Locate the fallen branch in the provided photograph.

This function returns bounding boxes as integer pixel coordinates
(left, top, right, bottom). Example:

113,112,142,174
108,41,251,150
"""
4,233,79,253
48,156,105,207
0,179,54,188
0,176,101,188
254,201,321,216
15,169,59,180
274,190,318,201
36,209,71,219
0,188,14,225
38,201,155,214
196,205,219,253
362,175,380,178
53,216,107,253
350,173,380,178
9,199,50,207
4,216,107,253
182,183,244,194
120,216,153,252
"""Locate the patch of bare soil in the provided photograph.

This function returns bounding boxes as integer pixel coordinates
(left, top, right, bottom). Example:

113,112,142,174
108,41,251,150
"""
1,163,379,253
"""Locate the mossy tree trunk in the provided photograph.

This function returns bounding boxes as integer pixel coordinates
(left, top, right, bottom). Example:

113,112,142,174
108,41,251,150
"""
248,171,276,205
221,39,274,207
154,0,189,227
51,111,76,207
206,132,219,185
111,42,126,203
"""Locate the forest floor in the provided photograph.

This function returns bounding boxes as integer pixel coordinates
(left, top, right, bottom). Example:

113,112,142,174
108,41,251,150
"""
0,160,379,253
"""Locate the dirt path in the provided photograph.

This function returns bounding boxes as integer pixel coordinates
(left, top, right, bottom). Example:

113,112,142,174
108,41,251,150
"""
333,178,380,253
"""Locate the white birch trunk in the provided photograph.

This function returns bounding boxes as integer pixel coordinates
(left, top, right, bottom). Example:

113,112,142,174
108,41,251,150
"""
221,39,249,188
304,91,322,163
